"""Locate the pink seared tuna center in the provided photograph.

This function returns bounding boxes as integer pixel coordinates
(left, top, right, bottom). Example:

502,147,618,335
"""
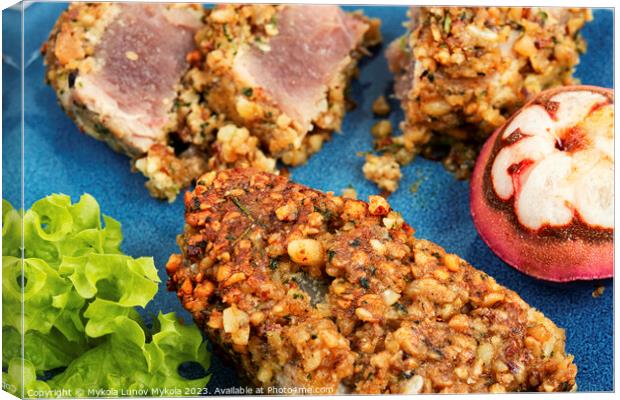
92,4,200,126
233,5,368,130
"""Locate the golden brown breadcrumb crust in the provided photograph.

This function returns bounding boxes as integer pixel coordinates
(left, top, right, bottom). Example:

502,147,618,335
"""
167,168,577,394
185,4,381,164
44,3,380,201
364,7,591,192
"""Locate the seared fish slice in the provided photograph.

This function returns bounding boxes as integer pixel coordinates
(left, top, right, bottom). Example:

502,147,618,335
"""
191,4,380,162
43,2,210,200
43,2,204,156
44,3,380,201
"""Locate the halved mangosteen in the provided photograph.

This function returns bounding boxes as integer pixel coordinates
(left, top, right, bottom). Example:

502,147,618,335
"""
470,86,613,282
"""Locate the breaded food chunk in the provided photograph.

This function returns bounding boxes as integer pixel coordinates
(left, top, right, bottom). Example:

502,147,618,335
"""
43,2,210,200
167,169,577,394
44,2,204,155
187,4,381,165
44,3,380,201
365,7,591,191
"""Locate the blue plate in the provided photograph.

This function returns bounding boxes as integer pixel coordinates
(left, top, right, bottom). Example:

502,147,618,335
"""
2,3,614,392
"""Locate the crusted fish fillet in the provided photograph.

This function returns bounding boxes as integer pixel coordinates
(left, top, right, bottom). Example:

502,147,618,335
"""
185,4,381,166
364,7,591,192
167,169,577,394
44,3,380,201
43,2,210,200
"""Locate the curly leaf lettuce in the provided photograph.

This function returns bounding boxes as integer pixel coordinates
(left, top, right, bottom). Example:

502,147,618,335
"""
2,200,21,258
2,194,210,397
3,327,86,373
3,359,52,398
49,313,210,397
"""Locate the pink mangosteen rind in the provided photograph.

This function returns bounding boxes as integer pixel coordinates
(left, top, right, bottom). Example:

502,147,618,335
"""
470,85,614,282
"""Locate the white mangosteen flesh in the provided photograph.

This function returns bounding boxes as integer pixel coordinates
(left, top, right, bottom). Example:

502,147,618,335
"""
471,86,613,282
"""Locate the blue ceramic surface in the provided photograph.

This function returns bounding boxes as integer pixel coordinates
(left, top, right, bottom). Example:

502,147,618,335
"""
2,3,614,392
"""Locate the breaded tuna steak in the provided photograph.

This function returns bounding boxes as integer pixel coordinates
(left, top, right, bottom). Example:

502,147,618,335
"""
188,4,380,165
364,7,591,192
167,169,577,394
43,2,204,156
43,2,210,201
44,3,380,201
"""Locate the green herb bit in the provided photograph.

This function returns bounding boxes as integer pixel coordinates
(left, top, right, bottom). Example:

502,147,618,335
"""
359,277,370,289
393,302,407,313
314,205,333,220
377,142,405,154
229,196,257,223
231,225,254,246
172,98,182,111
223,24,233,42
539,11,548,22
399,34,409,52
94,122,112,137
443,14,452,34
241,87,253,97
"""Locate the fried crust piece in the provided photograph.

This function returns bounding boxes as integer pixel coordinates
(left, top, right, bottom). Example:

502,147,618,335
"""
167,169,577,393
190,4,381,163
365,7,591,192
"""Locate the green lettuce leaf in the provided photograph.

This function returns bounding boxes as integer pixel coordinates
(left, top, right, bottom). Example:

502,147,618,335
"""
3,327,87,372
3,358,52,398
2,200,21,258
22,194,123,265
61,255,159,308
2,256,77,335
144,313,211,390
2,194,210,397
48,313,210,397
